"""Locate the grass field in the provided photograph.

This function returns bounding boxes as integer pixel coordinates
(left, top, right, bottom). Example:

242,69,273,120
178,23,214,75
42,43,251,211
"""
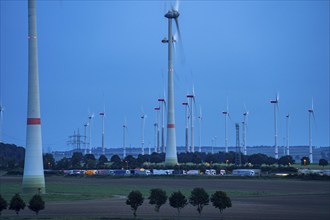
1,175,330,220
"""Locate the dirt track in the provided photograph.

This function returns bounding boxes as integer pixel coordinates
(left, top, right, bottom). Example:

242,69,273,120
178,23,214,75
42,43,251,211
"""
1,176,330,219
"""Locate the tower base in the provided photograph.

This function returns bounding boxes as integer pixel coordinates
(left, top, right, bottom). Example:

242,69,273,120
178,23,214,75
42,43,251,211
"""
22,175,45,194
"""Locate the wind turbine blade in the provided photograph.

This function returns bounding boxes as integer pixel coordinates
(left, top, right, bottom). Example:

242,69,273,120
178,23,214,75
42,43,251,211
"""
173,0,180,11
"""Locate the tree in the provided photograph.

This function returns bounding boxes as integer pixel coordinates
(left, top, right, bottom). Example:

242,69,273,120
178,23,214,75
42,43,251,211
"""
148,188,167,212
126,190,144,217
301,156,310,166
0,195,8,215
9,193,26,215
319,159,328,167
97,155,108,169
43,153,55,169
210,191,232,214
28,194,45,215
278,155,295,166
248,153,268,165
169,191,188,216
71,152,83,168
110,154,121,163
189,187,209,215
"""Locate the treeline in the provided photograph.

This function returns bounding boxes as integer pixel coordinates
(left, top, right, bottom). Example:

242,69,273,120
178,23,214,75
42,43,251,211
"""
1,143,328,171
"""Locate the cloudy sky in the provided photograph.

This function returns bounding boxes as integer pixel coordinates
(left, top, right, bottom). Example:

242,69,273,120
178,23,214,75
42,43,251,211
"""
1,0,329,152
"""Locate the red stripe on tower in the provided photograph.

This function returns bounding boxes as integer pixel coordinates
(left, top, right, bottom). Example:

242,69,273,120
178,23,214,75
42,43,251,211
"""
167,124,175,128
27,118,41,125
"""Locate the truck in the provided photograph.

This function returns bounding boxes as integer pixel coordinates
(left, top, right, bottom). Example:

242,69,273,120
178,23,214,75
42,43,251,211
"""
205,169,216,175
152,169,170,175
186,170,199,175
113,169,130,175
134,169,151,175
232,169,259,176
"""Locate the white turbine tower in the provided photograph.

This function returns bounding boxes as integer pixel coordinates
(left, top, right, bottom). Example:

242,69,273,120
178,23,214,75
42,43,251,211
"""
158,97,166,153
187,89,196,152
154,106,160,153
286,114,290,156
162,0,182,165
242,110,249,155
84,122,88,154
270,94,279,159
88,112,94,154
198,106,202,153
99,111,105,156
22,0,45,194
123,119,128,158
308,99,315,163
222,103,229,153
0,104,4,143
141,110,147,155
182,101,189,152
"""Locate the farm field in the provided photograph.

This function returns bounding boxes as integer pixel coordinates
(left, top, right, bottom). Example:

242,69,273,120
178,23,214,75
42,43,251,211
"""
1,175,330,220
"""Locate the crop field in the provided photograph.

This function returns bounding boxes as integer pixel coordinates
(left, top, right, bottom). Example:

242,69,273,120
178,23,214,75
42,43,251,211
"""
1,175,330,220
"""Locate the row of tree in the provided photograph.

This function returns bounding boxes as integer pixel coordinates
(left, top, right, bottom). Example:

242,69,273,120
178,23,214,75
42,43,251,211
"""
0,142,328,170
126,188,232,217
0,194,45,215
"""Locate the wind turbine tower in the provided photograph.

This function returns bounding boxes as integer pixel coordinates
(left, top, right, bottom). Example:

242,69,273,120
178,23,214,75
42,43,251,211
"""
162,3,182,165
242,111,248,155
154,107,160,152
158,98,166,153
84,122,88,154
99,111,105,155
187,92,195,152
141,112,147,155
270,94,279,159
198,106,202,153
123,119,127,158
222,105,229,153
88,113,94,154
182,102,189,152
0,105,4,143
286,114,290,156
308,100,315,163
22,0,45,194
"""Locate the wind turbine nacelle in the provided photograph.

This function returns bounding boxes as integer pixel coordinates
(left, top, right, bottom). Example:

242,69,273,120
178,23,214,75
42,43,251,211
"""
165,10,180,19
270,100,278,104
154,107,160,110
158,98,165,102
187,95,194,98
308,109,313,113
222,111,228,115
161,37,168,43
182,102,188,105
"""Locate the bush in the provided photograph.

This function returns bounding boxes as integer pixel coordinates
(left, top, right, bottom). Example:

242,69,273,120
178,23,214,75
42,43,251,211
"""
28,194,45,215
0,195,8,215
9,193,25,215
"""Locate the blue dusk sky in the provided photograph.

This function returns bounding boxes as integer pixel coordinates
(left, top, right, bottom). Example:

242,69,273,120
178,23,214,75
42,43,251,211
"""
0,0,329,152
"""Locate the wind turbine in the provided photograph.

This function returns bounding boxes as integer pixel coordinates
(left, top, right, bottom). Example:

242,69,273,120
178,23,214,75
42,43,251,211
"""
23,0,45,194
182,101,189,152
162,0,182,165
198,106,202,153
141,109,147,155
286,114,290,156
270,94,279,159
187,88,196,152
242,107,249,155
88,112,94,154
308,99,315,163
83,122,88,154
222,102,229,153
